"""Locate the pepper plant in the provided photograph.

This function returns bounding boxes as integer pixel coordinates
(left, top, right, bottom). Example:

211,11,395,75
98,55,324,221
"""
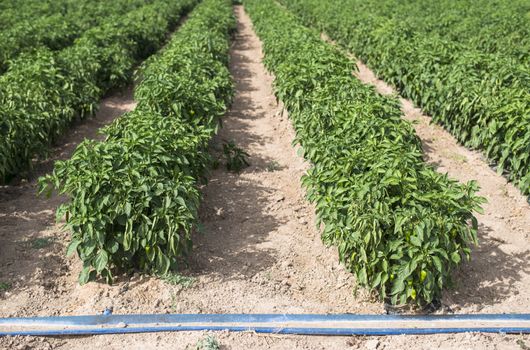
0,0,197,184
0,0,149,74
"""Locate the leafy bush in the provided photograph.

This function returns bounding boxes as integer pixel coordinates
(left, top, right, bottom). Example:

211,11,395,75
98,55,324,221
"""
195,335,220,350
244,0,485,305
40,0,234,283
223,141,250,172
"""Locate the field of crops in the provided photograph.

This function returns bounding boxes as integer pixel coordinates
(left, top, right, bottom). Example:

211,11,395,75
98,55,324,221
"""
282,0,530,195
0,0,197,183
40,0,234,284
0,0,529,348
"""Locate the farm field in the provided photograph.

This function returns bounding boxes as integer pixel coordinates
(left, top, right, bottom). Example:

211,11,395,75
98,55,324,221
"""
0,0,152,73
283,0,530,195
0,0,529,349
0,0,197,184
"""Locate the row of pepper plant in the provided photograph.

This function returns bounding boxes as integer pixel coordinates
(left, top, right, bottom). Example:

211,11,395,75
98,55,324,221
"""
376,0,529,63
243,0,485,306
281,0,530,195
0,0,150,74
39,0,235,284
287,0,529,63
0,0,197,184
0,0,73,30
0,0,121,31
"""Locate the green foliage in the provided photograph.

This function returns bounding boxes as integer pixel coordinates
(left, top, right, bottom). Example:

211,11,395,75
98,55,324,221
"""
223,140,250,172
161,273,196,288
0,0,197,184
282,0,530,195
0,0,150,73
40,0,234,284
244,0,485,306
194,335,220,350
0,282,10,291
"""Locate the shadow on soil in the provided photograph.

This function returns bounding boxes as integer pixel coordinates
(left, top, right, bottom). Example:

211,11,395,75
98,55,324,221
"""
447,224,530,309
192,174,283,280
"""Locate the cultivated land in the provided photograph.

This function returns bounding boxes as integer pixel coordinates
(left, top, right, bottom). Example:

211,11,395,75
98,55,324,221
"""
0,1,529,349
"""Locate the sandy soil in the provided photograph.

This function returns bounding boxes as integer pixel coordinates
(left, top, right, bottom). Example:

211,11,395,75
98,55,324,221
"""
0,5,529,350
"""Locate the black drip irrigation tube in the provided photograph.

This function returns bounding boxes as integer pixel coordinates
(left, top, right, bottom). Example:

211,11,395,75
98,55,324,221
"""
1,313,530,337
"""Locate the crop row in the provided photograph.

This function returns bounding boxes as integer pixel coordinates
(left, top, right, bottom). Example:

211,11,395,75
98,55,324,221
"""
282,0,530,195
301,0,529,63
244,0,484,305
389,0,529,63
40,0,234,283
0,0,69,30
0,0,197,183
0,0,150,74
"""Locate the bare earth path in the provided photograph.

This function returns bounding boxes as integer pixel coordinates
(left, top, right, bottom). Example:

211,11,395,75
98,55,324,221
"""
0,5,529,350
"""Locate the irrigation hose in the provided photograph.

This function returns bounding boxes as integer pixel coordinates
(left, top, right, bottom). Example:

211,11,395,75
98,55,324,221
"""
1,313,529,337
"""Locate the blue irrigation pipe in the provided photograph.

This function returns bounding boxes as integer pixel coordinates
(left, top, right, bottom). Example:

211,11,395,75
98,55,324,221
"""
1,313,529,337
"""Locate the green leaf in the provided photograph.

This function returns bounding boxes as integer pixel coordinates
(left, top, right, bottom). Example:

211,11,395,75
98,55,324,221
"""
410,235,422,247
156,251,171,275
66,239,81,257
451,251,461,264
95,250,109,273
390,278,405,296
107,241,119,254
432,255,442,273
79,266,91,285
